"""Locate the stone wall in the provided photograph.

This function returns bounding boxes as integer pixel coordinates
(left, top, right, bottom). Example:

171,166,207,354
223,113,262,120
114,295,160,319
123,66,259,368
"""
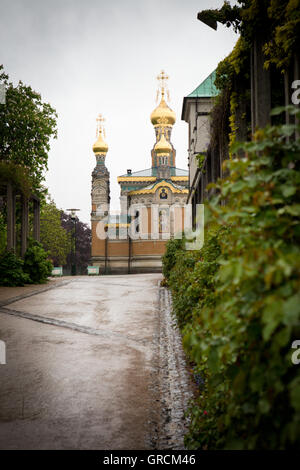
91,237,168,274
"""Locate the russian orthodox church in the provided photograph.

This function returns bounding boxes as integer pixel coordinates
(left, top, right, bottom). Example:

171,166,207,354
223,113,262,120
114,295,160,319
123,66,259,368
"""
90,71,188,273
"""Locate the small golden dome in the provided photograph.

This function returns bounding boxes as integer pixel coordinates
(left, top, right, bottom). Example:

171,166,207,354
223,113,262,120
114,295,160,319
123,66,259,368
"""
93,129,108,154
154,131,172,156
150,93,176,126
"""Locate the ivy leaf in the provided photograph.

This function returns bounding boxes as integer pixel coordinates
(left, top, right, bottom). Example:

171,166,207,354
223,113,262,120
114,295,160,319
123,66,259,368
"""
281,185,297,198
270,106,287,116
278,204,300,216
207,348,219,374
282,294,300,326
289,377,300,412
258,399,271,414
280,124,296,137
262,301,283,341
231,180,246,193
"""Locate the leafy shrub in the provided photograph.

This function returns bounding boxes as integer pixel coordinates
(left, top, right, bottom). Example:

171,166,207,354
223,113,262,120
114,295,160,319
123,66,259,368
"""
0,213,6,253
0,250,30,286
23,239,53,284
164,108,300,449
162,237,183,282
164,229,225,329
40,200,71,266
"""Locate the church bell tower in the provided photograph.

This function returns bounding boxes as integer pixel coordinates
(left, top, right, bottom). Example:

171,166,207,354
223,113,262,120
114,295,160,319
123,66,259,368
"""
91,114,110,224
150,70,176,180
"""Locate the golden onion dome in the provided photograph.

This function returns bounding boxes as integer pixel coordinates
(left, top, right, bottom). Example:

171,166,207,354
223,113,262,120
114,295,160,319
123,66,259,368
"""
150,92,176,126
92,129,108,154
154,131,172,156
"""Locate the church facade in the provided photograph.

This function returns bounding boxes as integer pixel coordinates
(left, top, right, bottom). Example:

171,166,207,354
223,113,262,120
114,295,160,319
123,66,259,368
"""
90,71,188,273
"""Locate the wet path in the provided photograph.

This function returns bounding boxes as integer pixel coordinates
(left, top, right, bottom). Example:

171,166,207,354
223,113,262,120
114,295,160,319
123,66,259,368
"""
0,275,193,450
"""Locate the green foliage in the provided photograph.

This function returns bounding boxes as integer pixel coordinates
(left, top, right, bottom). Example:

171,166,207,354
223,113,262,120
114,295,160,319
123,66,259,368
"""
0,212,6,253
0,240,52,286
40,200,71,266
209,87,231,157
0,64,57,189
162,237,183,282
214,37,250,92
0,161,33,196
163,110,300,449
198,1,241,32
214,38,250,156
195,153,206,171
211,0,298,165
165,227,226,330
258,0,299,71
23,239,53,284
228,92,238,154
208,1,300,75
0,250,30,286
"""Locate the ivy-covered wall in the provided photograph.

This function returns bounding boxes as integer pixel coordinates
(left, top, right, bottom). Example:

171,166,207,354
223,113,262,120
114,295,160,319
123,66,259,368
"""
208,0,300,165
162,0,300,450
163,108,300,449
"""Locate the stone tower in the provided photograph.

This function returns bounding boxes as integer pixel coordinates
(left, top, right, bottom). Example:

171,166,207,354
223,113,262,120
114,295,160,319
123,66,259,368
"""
91,114,110,228
150,70,176,180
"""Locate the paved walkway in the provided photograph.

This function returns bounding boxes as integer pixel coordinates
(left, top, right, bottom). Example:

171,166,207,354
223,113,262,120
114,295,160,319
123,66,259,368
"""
0,275,164,450
0,277,68,304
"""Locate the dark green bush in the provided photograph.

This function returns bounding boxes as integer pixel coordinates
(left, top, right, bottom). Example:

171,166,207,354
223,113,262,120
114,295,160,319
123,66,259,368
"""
166,227,227,329
0,250,30,286
164,108,300,449
23,239,53,284
162,237,183,282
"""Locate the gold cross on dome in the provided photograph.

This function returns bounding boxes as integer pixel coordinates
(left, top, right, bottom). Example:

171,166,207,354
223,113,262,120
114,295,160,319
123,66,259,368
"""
96,114,105,128
156,70,170,102
96,114,105,137
157,70,169,87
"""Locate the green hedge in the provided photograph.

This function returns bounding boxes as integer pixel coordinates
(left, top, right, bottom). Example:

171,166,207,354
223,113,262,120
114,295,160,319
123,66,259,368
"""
163,108,300,449
23,239,53,284
0,250,30,286
0,240,53,286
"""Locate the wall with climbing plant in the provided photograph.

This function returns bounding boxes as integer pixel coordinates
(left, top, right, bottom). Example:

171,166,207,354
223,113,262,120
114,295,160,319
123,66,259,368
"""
163,107,300,449
205,0,300,164
163,0,300,450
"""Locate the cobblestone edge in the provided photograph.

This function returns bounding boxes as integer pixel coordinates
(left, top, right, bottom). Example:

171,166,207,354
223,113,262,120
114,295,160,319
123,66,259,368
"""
154,285,195,450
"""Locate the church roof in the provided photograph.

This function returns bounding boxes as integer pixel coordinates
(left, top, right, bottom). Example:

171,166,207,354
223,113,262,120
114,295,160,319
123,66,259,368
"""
186,70,218,98
128,179,188,195
118,167,188,178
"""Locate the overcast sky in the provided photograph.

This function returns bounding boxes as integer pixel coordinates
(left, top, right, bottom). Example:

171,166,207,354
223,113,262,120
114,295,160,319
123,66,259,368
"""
0,0,238,225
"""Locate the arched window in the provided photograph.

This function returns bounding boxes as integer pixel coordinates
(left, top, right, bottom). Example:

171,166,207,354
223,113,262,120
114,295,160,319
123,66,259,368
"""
159,156,168,166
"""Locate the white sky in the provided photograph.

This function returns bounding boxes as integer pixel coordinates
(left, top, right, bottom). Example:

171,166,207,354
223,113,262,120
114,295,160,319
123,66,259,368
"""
0,0,238,225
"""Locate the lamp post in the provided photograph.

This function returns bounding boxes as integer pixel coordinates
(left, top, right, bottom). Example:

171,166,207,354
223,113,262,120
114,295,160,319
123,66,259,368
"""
67,208,80,276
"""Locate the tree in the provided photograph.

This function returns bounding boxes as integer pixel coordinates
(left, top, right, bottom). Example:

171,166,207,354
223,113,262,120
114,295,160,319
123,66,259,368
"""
40,202,91,272
0,64,57,190
0,210,6,252
23,239,53,284
61,212,91,274
40,201,71,266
